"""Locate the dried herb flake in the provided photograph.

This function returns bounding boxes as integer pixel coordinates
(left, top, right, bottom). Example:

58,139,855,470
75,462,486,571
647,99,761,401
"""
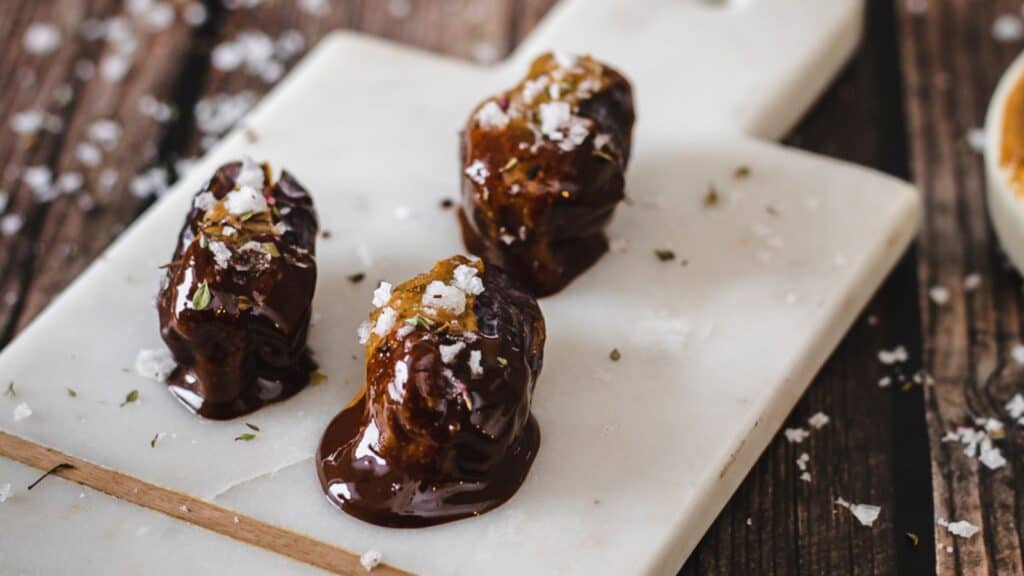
609,348,622,362
121,389,139,407
655,249,676,262
704,185,720,207
66,388,77,398
27,463,74,490
245,422,260,432
235,433,256,442
347,273,365,284
309,370,328,387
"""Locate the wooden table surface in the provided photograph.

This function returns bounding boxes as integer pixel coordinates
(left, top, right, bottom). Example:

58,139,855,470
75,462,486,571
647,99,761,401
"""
0,0,1018,574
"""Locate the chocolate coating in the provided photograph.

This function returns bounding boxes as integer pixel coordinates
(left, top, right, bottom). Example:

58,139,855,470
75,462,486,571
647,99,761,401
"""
317,256,545,527
157,160,318,420
459,52,635,296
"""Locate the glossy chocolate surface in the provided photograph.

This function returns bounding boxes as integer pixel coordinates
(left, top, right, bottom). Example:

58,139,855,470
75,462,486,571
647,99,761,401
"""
317,256,545,527
459,52,635,296
157,160,318,420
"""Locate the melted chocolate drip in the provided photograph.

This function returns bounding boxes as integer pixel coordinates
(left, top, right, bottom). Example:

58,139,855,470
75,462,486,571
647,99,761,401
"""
459,53,635,296
157,161,318,419
317,261,545,527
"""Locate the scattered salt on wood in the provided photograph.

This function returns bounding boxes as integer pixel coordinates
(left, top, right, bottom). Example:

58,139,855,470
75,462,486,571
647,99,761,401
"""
836,497,881,527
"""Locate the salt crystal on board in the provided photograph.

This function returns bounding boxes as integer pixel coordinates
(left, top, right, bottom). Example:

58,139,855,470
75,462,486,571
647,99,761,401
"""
1,215,24,237
878,346,908,365
965,128,986,153
24,23,61,54
13,402,32,422
963,273,982,291
946,520,980,539
10,110,43,135
134,349,176,382
1006,394,1024,420
928,286,950,306
836,498,881,527
1012,344,1024,365
360,550,382,571
993,14,1024,43
808,412,830,429
784,428,810,444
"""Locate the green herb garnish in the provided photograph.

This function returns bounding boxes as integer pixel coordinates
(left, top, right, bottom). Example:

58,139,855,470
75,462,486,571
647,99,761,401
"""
733,165,751,179
235,433,256,442
66,388,77,397
309,370,328,386
347,273,365,284
905,532,919,546
121,389,139,407
405,315,435,330
192,282,212,311
150,433,160,448
245,422,260,432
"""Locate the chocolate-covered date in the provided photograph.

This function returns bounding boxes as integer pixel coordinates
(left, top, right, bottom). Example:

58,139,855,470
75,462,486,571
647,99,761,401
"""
157,159,318,420
317,256,545,527
459,52,635,296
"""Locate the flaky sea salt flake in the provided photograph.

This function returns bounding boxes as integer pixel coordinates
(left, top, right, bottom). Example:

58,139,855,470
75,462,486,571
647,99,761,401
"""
134,348,176,382
360,550,382,571
784,427,810,444
947,520,980,539
24,23,61,54
808,412,830,429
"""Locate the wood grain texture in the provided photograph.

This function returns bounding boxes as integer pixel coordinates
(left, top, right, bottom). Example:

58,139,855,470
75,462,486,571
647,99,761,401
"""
681,1,934,573
0,0,951,574
0,431,411,576
898,1,1024,574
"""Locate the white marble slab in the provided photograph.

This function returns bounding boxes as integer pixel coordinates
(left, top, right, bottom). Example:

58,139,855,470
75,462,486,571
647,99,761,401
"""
0,456,324,576
0,0,920,574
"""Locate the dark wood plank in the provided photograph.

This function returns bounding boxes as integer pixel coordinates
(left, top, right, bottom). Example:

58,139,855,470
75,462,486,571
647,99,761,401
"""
0,0,205,339
681,0,933,574
898,0,1024,573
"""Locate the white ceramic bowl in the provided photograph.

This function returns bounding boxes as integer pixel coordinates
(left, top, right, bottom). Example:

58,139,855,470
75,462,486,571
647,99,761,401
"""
986,50,1024,272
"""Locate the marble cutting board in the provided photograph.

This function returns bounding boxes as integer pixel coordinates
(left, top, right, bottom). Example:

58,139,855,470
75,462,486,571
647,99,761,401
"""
0,0,921,574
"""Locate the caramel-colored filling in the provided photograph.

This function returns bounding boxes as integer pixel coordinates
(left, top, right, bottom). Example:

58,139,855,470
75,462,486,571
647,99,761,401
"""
1001,75,1024,196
